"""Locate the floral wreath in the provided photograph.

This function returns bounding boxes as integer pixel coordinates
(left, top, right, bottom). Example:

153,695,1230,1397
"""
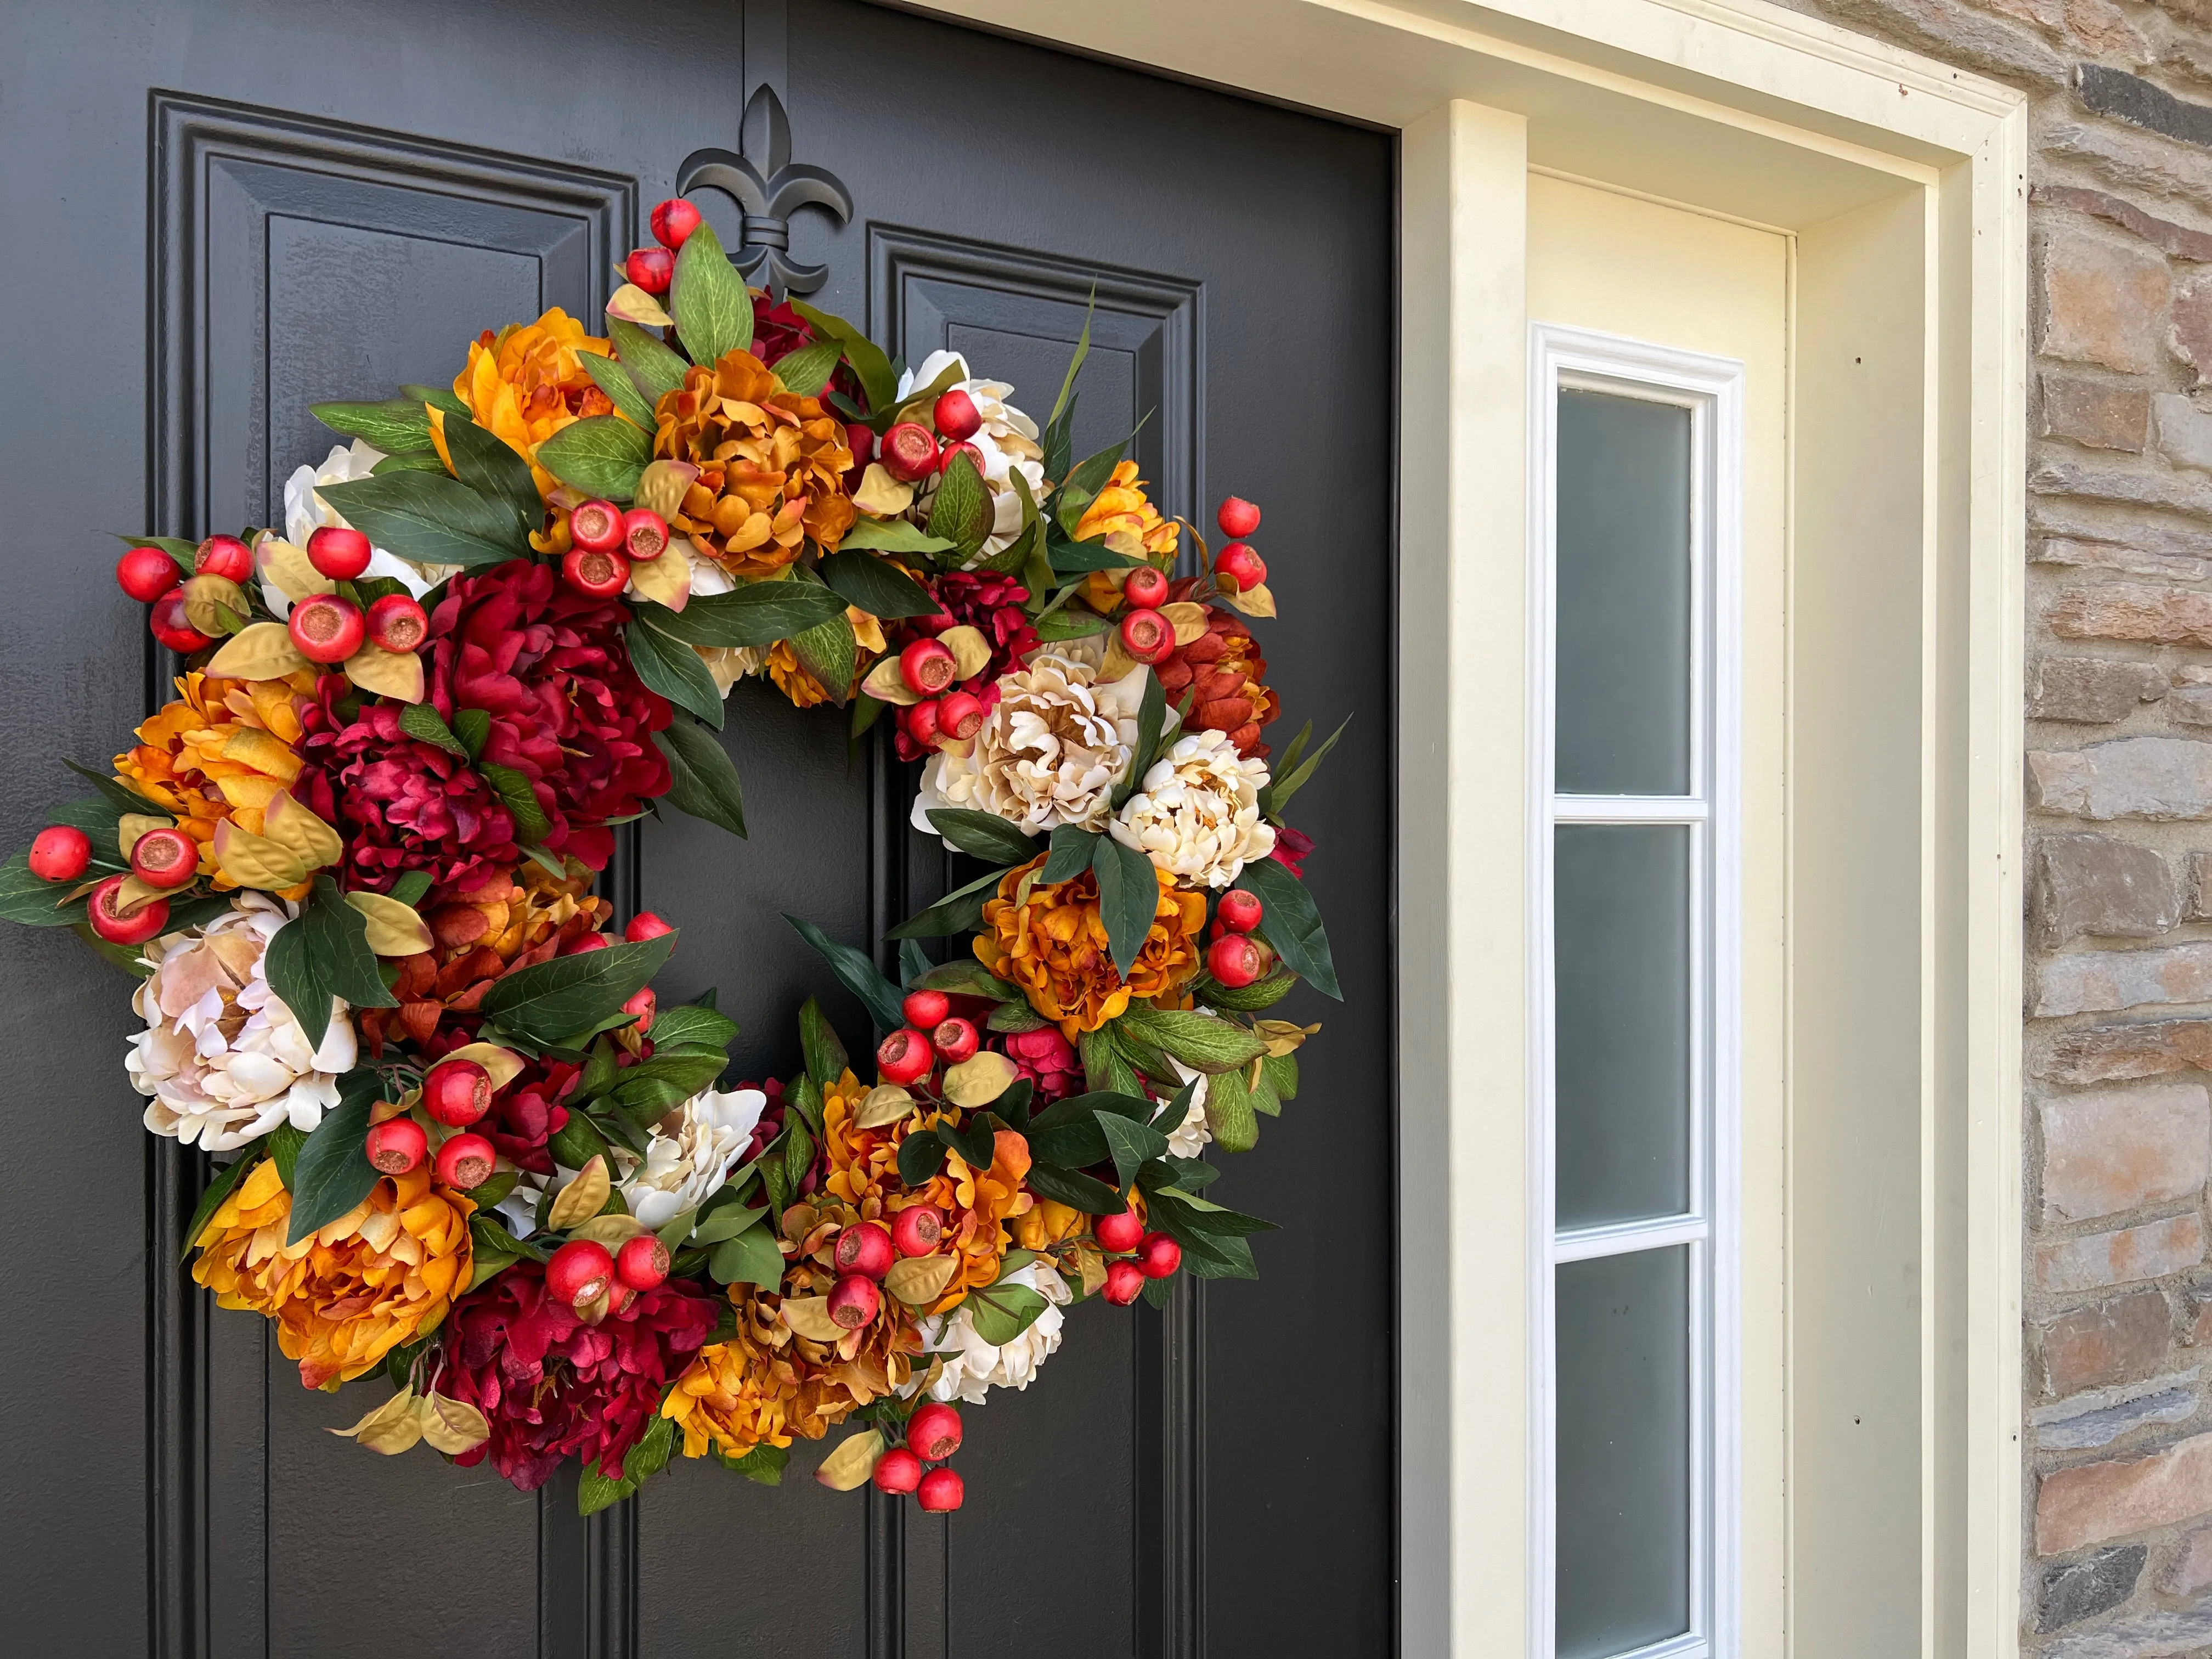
6,202,1344,1511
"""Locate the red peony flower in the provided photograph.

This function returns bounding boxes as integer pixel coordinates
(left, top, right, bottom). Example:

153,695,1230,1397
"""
441,1263,718,1491
427,559,672,872
484,1055,583,1177
731,1076,787,1165
294,676,521,897
888,573,1037,761
1269,825,1314,878
997,1024,1080,1103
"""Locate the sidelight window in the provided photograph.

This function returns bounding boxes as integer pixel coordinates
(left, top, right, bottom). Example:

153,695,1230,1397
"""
1529,326,1744,1659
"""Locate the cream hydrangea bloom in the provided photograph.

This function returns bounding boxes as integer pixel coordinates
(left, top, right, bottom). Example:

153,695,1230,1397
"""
617,1086,769,1229
1164,1059,1214,1160
895,349,1047,564
267,441,455,617
1110,728,1277,888
917,1260,1071,1404
128,892,357,1151
911,652,1149,841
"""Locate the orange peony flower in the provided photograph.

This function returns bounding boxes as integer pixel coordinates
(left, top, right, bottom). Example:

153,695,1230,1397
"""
664,1291,799,1461
116,670,317,889
974,855,1207,1039
191,1158,473,1390
653,348,856,578
447,307,616,517
1077,460,1180,611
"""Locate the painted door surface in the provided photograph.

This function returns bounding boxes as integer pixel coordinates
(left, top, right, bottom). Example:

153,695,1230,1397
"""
0,1,1393,1654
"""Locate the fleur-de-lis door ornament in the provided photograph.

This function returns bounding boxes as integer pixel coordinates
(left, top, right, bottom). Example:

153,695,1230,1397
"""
676,84,853,297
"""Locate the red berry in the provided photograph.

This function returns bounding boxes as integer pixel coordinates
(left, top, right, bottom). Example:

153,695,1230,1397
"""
835,1221,895,1280
913,606,957,636
27,825,91,883
916,1466,965,1511
306,524,373,580
366,593,429,654
1214,543,1267,595
932,388,983,441
936,691,985,742
616,1234,671,1291
546,1239,615,1306
625,245,673,294
561,545,631,598
1217,889,1263,934
129,826,201,890
907,1402,963,1462
931,1017,978,1064
434,1132,496,1190
650,197,702,250
901,699,942,748
622,507,669,562
872,1446,924,1494
881,421,940,483
1137,1232,1182,1279
624,911,674,943
568,497,624,553
87,875,168,944
1094,1209,1144,1253
1217,496,1261,539
899,639,958,697
890,1205,943,1258
117,546,183,603
287,594,365,664
828,1273,882,1329
149,590,213,654
902,990,951,1029
623,986,657,1035
365,1116,427,1176
846,424,876,470
422,1059,492,1127
195,534,253,582
1122,565,1170,610
877,1027,934,1086
1118,607,1173,665
938,440,984,476
1102,1259,1147,1305
1207,932,1266,989
566,933,612,955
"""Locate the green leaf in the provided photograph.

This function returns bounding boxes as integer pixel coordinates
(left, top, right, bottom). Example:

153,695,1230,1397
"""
635,583,849,648
1200,972,1297,1012
839,518,955,556
909,960,1018,1002
926,453,992,562
285,1070,385,1244
987,1001,1048,1034
1025,1115,1107,1171
789,607,856,701
672,220,754,365
452,708,489,760
182,1146,263,1252
783,1117,815,1192
1153,1187,1278,1237
479,932,675,1046
1142,1192,1259,1279
317,472,526,567
388,870,432,907
897,1131,948,1187
1059,441,1130,531
691,1204,766,1246
964,1283,1049,1346
1115,668,1164,809
397,701,469,758
625,619,725,728
720,1442,789,1485
401,383,470,419
1262,1051,1299,1102
1237,857,1341,1000
936,1118,997,1172
0,850,88,927
799,996,849,1087
771,338,844,398
1047,302,1093,435
883,863,1011,940
788,300,896,415
1024,1163,1126,1215
650,1001,742,1054
1028,1090,1154,1132
1113,1005,1268,1074
1091,833,1158,981
578,1413,676,1515
1261,713,1352,821
1080,1026,1142,1097
784,913,905,1034
609,319,690,405
438,413,543,537
264,878,398,1051
1200,1060,1257,1152
534,415,651,502
899,939,933,987
1034,606,1109,641
653,715,746,838
819,551,939,620
312,397,436,455
373,452,447,476
1046,525,1144,574
267,1121,309,1189
787,1073,823,1135
65,759,168,819
580,351,657,431
1097,1109,1170,1189
708,1221,785,1289
477,761,551,845
926,808,1038,866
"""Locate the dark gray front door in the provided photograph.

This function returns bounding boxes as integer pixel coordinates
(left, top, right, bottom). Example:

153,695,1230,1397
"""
0,2,1395,1653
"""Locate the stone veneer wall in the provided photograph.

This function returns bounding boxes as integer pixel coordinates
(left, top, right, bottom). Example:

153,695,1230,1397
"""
1764,0,2212,1647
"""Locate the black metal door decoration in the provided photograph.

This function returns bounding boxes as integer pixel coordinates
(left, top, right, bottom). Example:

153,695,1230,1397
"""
678,86,852,297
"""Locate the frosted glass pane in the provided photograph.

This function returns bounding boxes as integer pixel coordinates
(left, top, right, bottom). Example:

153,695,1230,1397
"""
1556,390,1692,795
1554,825,1692,1228
1556,1248,1693,1659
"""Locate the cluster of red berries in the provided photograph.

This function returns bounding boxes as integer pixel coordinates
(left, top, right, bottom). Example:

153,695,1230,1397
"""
1094,1205,1184,1306
1108,495,1265,670
873,1400,967,1510
874,989,981,1086
823,1203,944,1343
543,1232,673,1316
560,497,668,599
618,198,706,296
117,527,430,666
876,387,989,488
25,817,185,946
1211,495,1266,595
362,1055,499,1192
890,622,993,753
1205,887,1271,989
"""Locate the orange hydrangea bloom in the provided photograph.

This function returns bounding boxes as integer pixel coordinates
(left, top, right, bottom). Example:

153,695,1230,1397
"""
664,1290,800,1461
1077,460,1180,611
974,855,1207,1039
191,1159,474,1390
116,669,315,889
447,307,615,506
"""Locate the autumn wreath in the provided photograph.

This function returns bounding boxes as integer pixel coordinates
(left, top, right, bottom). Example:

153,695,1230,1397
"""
4,199,1344,1511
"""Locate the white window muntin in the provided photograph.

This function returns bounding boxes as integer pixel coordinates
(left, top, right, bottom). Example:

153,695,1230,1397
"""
1527,323,1745,1659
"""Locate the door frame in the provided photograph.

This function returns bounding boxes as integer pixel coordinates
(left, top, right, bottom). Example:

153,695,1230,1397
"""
913,1,2029,1652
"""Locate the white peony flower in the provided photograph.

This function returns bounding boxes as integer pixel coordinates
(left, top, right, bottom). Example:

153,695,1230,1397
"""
911,652,1149,842
267,441,455,617
128,893,357,1152
1110,729,1277,889
918,1260,1072,1404
895,350,1047,565
617,1086,768,1229
1164,1059,1213,1159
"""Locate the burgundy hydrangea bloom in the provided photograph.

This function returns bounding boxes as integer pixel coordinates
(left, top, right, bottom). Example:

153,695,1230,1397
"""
427,559,672,873
294,676,521,897
731,1076,787,1165
484,1056,582,1177
996,1024,1080,1104
888,572,1037,761
442,1264,718,1491
1269,826,1314,879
